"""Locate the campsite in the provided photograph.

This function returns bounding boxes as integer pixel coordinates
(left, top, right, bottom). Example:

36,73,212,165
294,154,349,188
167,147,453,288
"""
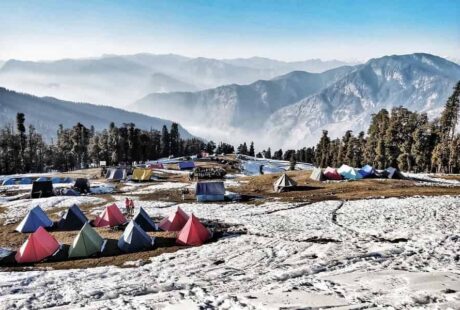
0,155,460,308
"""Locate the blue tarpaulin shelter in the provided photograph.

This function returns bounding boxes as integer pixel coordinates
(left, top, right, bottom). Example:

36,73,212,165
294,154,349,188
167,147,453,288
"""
19,178,33,185
196,181,225,202
178,161,195,170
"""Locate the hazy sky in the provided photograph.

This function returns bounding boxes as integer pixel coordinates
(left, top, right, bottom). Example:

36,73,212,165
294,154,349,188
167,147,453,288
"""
0,0,458,62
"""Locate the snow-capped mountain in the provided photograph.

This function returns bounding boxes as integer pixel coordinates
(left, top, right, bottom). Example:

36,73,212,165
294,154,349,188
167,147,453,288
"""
0,54,351,108
266,53,460,148
0,87,194,141
132,66,354,130
134,53,460,149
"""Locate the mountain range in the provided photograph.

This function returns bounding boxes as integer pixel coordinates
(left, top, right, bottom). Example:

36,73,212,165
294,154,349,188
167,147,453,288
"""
132,53,460,149
1,53,459,150
0,54,351,107
0,87,194,141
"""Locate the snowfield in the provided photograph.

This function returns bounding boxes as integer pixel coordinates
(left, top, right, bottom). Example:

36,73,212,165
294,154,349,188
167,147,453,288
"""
0,195,459,309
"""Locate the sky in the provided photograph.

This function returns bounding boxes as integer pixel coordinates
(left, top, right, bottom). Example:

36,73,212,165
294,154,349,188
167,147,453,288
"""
0,0,458,62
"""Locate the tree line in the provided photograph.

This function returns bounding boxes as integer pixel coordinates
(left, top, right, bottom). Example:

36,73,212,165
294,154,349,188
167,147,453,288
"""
258,81,460,173
0,119,218,174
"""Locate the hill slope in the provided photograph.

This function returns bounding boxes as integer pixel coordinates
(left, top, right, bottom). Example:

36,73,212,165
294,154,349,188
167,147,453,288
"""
265,53,460,148
0,87,194,141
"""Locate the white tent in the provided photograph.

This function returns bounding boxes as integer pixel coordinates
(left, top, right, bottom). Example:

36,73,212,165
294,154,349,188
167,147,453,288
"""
273,173,297,192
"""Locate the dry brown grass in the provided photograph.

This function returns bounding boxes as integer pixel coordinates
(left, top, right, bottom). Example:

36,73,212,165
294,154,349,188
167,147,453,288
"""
230,171,460,202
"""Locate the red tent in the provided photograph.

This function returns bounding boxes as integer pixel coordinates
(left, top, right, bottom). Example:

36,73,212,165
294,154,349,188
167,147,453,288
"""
159,207,189,231
176,214,212,246
93,204,127,227
15,226,60,263
324,167,342,180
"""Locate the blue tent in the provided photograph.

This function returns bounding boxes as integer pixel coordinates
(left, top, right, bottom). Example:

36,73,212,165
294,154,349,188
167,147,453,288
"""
178,161,195,170
133,207,157,231
16,206,53,233
51,177,63,184
196,181,225,202
117,221,154,252
58,204,88,230
358,165,376,178
19,178,33,185
61,177,73,183
2,178,16,186
36,177,49,182
338,164,363,180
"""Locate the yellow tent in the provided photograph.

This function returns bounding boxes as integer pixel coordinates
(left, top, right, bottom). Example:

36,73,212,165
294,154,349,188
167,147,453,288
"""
132,168,153,181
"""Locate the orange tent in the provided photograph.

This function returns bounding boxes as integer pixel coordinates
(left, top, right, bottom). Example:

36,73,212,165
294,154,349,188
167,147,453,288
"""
176,214,212,246
15,226,60,263
93,204,127,227
158,207,189,231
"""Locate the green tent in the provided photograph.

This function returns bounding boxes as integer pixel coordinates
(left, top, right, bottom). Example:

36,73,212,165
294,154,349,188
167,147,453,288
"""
68,222,105,258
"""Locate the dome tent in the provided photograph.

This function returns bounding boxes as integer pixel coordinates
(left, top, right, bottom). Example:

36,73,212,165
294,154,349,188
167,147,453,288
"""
117,221,154,253
133,207,157,231
68,223,105,258
16,206,53,233
324,167,342,180
337,164,363,180
273,173,297,192
310,167,326,181
93,204,127,227
15,226,60,263
159,207,189,231
358,164,376,178
176,214,212,246
58,204,88,230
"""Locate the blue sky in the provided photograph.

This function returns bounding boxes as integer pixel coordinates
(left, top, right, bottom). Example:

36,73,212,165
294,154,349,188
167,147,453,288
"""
0,0,458,61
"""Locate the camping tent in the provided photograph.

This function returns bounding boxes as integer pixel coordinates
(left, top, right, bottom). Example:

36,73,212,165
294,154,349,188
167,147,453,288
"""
68,222,105,258
61,177,73,183
195,181,225,202
118,221,154,252
74,178,90,194
93,204,127,227
178,161,195,170
19,178,33,185
16,206,53,233
310,168,326,181
386,167,404,179
273,173,297,192
2,178,15,185
131,168,153,181
15,226,60,263
133,207,157,231
62,188,80,196
176,214,211,246
358,165,376,178
324,167,342,180
338,165,363,180
58,204,88,230
51,177,63,184
36,177,49,182
159,207,189,231
31,181,54,198
106,168,127,181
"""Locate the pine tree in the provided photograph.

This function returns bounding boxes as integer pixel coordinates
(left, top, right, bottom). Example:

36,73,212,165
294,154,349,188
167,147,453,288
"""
249,142,255,157
169,123,180,157
161,125,170,157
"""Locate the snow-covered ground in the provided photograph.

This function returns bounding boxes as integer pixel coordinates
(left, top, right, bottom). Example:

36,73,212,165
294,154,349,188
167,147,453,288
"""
1,195,459,309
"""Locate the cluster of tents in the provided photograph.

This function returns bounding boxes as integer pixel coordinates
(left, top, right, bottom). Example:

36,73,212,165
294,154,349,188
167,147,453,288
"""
12,204,212,264
1,176,73,186
310,165,404,181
